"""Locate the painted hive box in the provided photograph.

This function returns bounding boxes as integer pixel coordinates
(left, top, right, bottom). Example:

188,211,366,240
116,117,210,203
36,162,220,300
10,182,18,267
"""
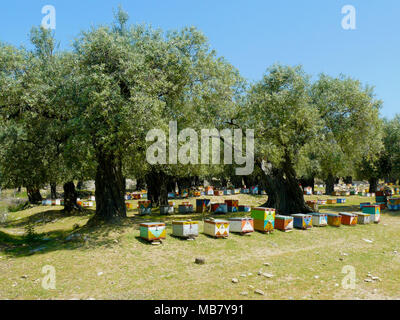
375,202,386,210
168,192,175,199
317,199,327,205
132,193,142,200
241,188,250,194
172,221,199,238
327,199,337,204
360,202,371,209
388,198,400,211
304,187,313,195
251,207,275,233
178,203,194,214
214,190,224,196
193,191,201,197
340,191,350,196
206,186,214,196
223,189,232,195
211,203,228,214
274,215,293,232
337,198,346,204
362,205,380,215
225,200,239,213
291,214,312,230
196,199,211,213
250,186,259,195
203,219,229,238
181,189,189,198
138,200,152,215
140,222,166,242
160,205,174,215
126,202,134,210
327,213,342,227
238,205,251,212
233,189,241,194
354,212,371,224
228,218,254,234
339,212,357,226
306,200,319,212
311,213,327,227
82,201,94,208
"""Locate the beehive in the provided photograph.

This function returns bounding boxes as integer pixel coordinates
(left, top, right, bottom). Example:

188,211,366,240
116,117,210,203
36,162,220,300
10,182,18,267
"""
126,202,134,210
214,190,224,196
203,219,229,238
181,189,189,198
193,191,201,197
304,187,313,195
225,200,239,213
211,203,228,214
388,198,400,211
251,207,275,233
250,186,259,195
205,186,214,196
291,214,312,230
168,192,175,199
178,203,193,214
238,205,251,212
223,189,232,195
311,213,327,227
337,198,346,204
138,200,152,215
241,188,250,194
233,189,241,194
160,205,174,215
339,212,357,226
354,212,371,224
362,205,380,216
274,215,293,232
82,201,94,208
139,222,166,242
327,199,337,204
327,213,342,227
360,202,371,209
228,218,254,234
317,199,327,205
196,199,211,213
172,221,199,239
306,200,319,212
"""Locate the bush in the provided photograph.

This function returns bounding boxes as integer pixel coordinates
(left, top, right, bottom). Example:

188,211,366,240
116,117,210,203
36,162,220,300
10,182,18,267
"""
7,199,29,212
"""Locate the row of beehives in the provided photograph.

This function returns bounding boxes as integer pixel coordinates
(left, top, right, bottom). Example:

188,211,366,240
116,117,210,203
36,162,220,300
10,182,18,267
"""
167,186,264,198
139,206,381,242
126,199,251,215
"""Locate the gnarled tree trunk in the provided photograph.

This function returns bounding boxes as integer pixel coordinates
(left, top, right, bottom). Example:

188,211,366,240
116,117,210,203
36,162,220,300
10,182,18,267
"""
257,159,312,215
63,181,81,213
325,173,335,195
145,168,170,207
90,153,126,224
50,182,57,199
368,177,378,193
27,187,43,204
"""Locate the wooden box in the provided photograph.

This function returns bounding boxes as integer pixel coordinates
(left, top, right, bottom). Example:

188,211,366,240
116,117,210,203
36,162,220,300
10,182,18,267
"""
241,188,250,194
178,204,194,214
223,189,232,195
214,190,224,196
327,213,342,227
362,205,380,215
168,192,175,199
311,213,328,227
360,202,371,209
233,188,241,194
306,200,319,212
225,200,239,213
327,199,337,204
203,219,229,238
251,207,275,233
138,200,152,215
196,199,211,213
139,222,166,242
317,199,327,205
160,205,174,215
337,198,346,204
339,212,357,226
250,186,259,195
172,221,199,238
238,205,251,212
206,186,214,196
354,212,371,224
274,215,293,232
228,217,254,234
304,187,313,195
388,198,400,211
291,214,312,230
211,203,228,213
126,202,134,210
181,189,189,198
82,201,94,208
132,193,142,200
193,191,201,197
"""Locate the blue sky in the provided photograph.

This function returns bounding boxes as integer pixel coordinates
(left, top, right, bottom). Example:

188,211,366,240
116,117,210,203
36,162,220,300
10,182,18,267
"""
1,0,399,118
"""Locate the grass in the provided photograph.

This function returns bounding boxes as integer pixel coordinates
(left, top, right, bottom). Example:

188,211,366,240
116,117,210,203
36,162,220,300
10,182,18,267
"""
0,193,400,300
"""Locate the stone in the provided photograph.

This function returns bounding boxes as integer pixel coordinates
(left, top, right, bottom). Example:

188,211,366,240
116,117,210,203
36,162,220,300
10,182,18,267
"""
240,291,248,296
248,285,255,289
247,272,253,276
97,272,104,276
263,262,271,266
364,278,373,283
240,274,247,278
262,273,274,278
232,278,239,283
195,258,205,265
254,289,265,295
314,275,320,279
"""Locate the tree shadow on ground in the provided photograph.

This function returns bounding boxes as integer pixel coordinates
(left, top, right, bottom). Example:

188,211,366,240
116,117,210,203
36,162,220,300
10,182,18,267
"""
2,208,94,229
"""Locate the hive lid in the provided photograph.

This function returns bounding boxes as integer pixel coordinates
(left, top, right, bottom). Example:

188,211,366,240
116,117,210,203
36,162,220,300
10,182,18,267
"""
139,222,165,227
275,215,293,220
339,212,356,217
228,217,253,221
172,220,199,225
